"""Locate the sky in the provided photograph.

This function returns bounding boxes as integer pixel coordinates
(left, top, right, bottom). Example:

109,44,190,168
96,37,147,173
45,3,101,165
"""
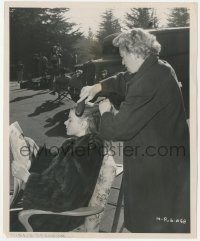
66,5,171,36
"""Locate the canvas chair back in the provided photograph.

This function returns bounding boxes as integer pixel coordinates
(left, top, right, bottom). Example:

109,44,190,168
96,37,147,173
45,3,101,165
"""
74,148,117,232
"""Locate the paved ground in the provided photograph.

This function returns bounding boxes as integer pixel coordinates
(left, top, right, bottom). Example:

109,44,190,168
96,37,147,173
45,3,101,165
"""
9,81,128,233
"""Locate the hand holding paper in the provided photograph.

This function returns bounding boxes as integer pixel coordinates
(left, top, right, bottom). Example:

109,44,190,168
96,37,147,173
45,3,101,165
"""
24,136,39,158
12,161,30,183
9,122,32,206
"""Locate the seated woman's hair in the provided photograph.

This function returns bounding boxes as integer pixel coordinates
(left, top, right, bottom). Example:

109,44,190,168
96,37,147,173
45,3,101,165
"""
79,105,101,134
113,28,161,58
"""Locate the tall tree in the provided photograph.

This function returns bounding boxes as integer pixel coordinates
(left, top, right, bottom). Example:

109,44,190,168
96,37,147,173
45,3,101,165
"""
87,28,102,60
89,39,102,60
87,27,94,42
125,8,159,29
96,9,121,42
167,8,190,27
74,28,101,64
74,36,93,64
10,8,82,78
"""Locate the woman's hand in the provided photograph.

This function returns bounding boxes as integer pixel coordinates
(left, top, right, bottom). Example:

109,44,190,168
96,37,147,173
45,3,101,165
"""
78,84,102,103
12,161,30,183
99,99,112,115
24,136,39,157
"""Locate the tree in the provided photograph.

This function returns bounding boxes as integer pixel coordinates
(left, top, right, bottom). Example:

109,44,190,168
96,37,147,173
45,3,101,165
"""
87,27,94,42
74,36,93,64
125,8,159,29
89,39,102,60
87,28,102,60
167,8,190,27
96,9,121,42
74,28,101,63
10,8,82,78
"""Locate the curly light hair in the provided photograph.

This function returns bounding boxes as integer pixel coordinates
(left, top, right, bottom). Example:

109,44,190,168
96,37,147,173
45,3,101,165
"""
113,28,161,59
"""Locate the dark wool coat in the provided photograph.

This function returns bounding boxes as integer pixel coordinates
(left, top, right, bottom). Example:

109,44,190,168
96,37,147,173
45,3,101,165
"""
100,55,190,233
22,133,103,232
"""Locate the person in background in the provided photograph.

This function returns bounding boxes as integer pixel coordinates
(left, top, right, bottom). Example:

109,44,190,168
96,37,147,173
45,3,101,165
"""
78,28,190,233
33,54,40,78
40,54,48,77
51,67,70,97
49,46,61,93
16,61,24,84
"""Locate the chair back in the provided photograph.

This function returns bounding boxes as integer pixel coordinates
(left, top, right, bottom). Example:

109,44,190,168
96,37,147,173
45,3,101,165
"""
83,150,117,232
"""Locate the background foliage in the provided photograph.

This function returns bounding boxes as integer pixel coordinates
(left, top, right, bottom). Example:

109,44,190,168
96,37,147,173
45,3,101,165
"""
10,8,82,78
10,7,190,80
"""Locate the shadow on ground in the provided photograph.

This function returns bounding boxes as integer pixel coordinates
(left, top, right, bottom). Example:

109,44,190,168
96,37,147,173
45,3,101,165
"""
44,109,69,128
44,109,69,138
28,100,64,117
10,90,49,103
11,88,30,92
44,123,67,138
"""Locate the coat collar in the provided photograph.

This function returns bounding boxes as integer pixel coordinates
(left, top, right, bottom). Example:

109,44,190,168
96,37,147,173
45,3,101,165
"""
133,54,159,79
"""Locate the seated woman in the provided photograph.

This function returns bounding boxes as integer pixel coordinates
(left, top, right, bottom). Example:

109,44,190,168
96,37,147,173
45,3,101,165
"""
11,106,104,232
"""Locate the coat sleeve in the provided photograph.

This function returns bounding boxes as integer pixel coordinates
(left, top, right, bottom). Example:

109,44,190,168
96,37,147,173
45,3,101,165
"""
99,86,172,141
100,72,127,96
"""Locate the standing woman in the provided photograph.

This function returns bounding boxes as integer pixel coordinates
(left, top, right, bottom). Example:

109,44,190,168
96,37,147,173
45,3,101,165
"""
78,28,190,233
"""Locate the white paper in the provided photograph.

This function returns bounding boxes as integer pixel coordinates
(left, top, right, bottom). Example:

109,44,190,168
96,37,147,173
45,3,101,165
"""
9,122,31,206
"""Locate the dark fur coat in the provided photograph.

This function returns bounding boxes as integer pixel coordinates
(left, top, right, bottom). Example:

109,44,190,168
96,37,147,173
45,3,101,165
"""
22,133,103,232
